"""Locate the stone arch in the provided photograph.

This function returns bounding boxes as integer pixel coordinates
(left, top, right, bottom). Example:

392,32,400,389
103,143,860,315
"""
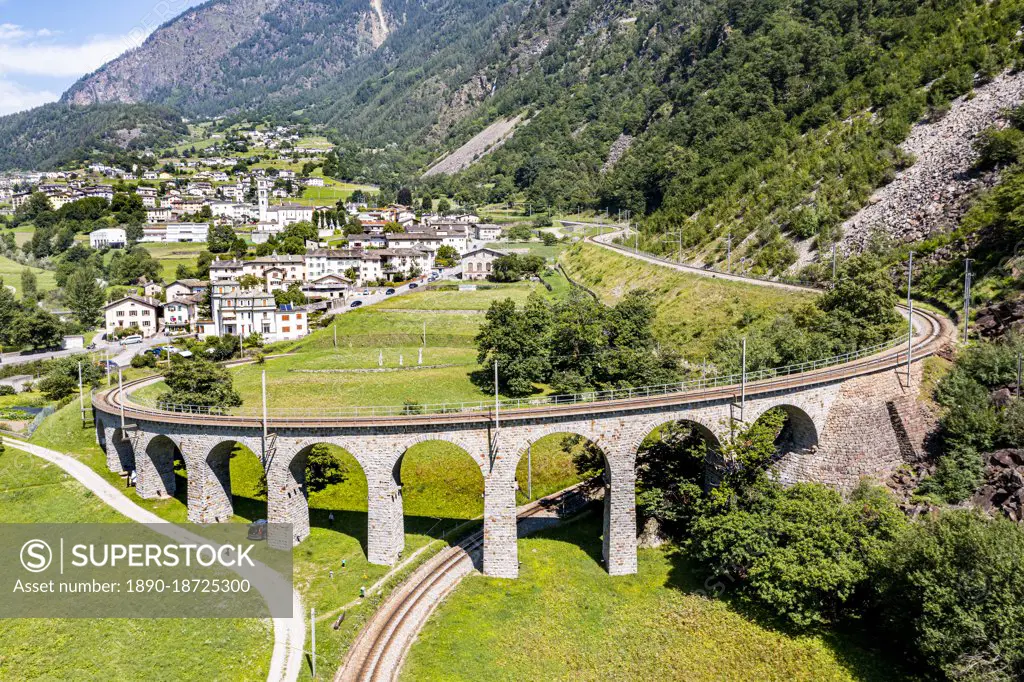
397,432,488,473
186,439,263,525
505,423,607,473
748,403,819,456
271,442,371,547
628,415,724,459
136,434,181,500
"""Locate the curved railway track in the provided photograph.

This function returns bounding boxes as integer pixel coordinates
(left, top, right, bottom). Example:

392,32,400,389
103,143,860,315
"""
337,486,588,682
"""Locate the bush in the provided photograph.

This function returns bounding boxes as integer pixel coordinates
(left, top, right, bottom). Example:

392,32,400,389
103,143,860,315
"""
37,357,102,401
160,357,242,408
872,511,1024,681
130,353,157,369
917,443,984,504
688,479,905,628
0,385,15,396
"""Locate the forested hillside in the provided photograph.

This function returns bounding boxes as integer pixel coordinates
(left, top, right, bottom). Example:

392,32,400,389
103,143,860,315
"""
0,103,187,171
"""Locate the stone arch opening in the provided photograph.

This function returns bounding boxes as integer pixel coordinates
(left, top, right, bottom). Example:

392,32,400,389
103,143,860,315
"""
631,419,724,540
514,431,611,570
193,441,265,524
283,443,369,551
513,432,605,506
137,435,182,500
395,439,485,539
754,404,819,458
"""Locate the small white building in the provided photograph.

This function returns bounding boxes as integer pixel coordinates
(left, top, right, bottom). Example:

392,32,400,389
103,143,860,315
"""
141,222,209,243
89,228,127,250
103,295,161,338
475,224,503,241
462,248,507,281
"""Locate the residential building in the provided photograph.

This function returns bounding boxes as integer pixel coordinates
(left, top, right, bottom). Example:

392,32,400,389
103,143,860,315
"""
302,274,351,301
462,247,508,280
475,224,503,241
346,233,387,249
141,223,209,243
146,206,172,222
166,279,208,301
163,298,198,334
103,295,161,338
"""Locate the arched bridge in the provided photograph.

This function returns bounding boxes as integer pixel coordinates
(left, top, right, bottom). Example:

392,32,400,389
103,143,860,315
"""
91,306,950,579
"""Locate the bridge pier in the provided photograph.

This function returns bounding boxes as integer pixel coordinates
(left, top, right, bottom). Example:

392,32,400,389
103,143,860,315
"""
266,453,311,546
367,466,404,566
483,468,518,578
184,444,233,524
604,462,638,576
135,435,177,500
100,424,134,474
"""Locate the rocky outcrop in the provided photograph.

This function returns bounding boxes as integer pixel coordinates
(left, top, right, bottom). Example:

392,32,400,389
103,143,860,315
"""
840,71,1024,254
974,449,1024,522
602,133,634,173
974,297,1024,338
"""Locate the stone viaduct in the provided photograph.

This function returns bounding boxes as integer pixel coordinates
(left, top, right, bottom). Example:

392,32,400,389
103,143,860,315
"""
91,305,949,580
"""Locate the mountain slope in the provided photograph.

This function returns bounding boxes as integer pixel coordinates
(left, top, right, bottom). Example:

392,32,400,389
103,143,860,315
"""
64,0,393,118
0,103,187,171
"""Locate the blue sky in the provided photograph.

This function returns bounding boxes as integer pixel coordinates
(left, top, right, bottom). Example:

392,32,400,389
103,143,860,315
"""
0,0,207,115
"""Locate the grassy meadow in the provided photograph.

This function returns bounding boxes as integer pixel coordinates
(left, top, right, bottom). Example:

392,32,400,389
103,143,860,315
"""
561,241,816,359
136,242,209,282
403,511,893,682
0,254,57,298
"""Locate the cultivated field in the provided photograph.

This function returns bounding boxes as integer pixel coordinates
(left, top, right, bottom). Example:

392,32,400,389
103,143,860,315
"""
0,254,57,297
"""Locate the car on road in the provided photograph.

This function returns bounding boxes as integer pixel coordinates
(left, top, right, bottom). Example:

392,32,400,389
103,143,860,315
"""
408,282,419,289
362,289,370,295
385,288,396,295
247,519,268,541
120,335,143,346
350,300,363,308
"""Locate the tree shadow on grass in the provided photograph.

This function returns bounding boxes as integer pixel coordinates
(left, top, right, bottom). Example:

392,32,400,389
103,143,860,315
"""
663,548,904,682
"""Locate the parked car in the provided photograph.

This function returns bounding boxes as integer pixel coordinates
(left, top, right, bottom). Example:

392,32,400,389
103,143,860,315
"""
247,519,268,541
408,282,419,289
362,289,370,295
350,300,363,308
120,335,142,346
385,288,396,296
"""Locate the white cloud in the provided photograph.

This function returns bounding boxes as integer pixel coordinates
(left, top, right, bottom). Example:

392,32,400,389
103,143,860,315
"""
0,23,27,40
0,34,142,78
0,77,57,116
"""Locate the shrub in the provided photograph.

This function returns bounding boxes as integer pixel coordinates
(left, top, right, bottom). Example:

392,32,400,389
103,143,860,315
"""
0,385,15,397
872,511,1024,681
160,357,242,408
688,479,905,628
130,353,157,369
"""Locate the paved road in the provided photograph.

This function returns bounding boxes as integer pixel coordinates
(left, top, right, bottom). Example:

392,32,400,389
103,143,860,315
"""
583,224,820,294
332,266,463,315
6,437,306,682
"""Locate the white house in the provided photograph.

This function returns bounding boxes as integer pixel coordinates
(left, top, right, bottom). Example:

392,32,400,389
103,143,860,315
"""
462,248,507,280
166,279,208,301
302,274,351,301
89,228,127,249
163,299,197,334
103,295,161,338
475,224,503,241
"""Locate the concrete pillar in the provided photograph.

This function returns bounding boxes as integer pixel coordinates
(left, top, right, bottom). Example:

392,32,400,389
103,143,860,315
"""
136,436,177,499
184,443,233,524
483,469,518,578
603,463,638,576
266,453,310,547
102,425,135,474
366,466,404,566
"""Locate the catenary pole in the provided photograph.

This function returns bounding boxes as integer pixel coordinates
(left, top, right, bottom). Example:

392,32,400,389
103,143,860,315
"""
963,258,973,344
907,252,914,385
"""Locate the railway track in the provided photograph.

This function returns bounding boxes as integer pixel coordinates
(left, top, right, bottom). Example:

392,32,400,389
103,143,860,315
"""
337,486,589,682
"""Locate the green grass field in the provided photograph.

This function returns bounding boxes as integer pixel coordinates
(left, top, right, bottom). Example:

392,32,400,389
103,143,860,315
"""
403,511,892,682
135,242,209,282
486,241,566,259
561,242,816,359
0,445,274,680
295,178,378,206
0,254,57,298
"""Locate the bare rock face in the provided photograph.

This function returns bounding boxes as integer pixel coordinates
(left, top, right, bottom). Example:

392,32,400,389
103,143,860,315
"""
840,71,1024,254
974,297,1024,339
974,449,1024,522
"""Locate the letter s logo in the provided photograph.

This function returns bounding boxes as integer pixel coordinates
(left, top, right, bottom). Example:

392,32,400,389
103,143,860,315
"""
20,539,52,573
